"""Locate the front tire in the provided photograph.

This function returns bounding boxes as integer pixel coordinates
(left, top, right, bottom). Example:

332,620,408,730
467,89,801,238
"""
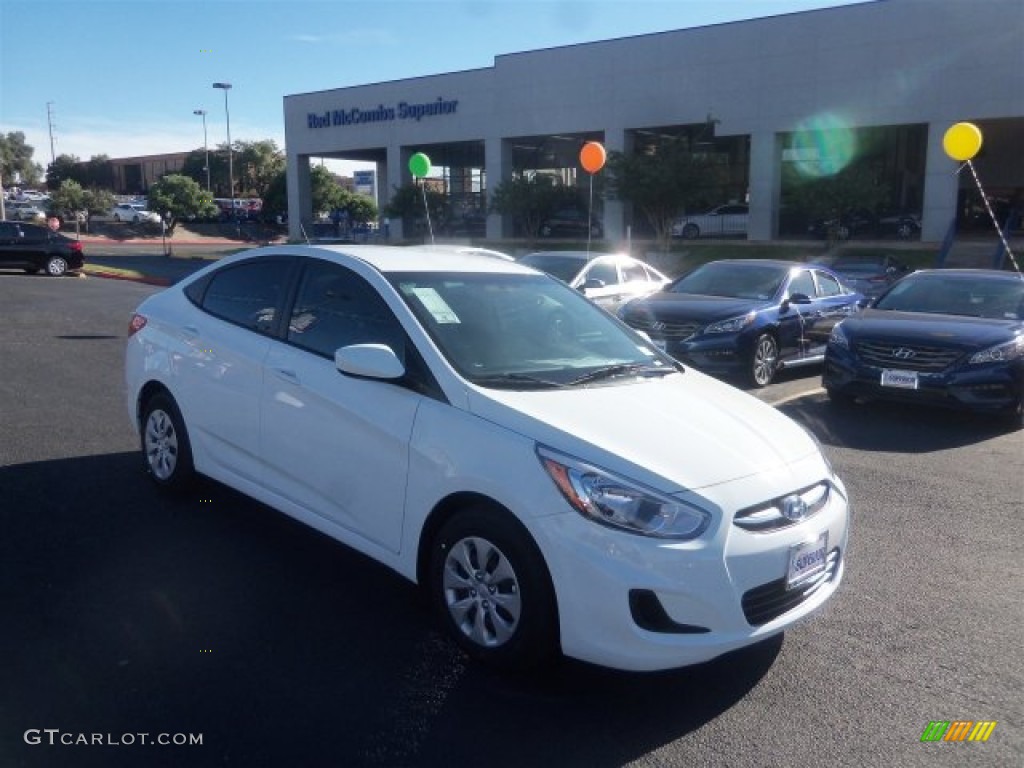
749,333,779,387
682,223,699,239
45,256,68,277
141,392,195,493
428,507,557,670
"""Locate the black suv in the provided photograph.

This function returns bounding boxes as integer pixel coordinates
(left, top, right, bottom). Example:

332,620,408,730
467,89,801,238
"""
0,221,85,276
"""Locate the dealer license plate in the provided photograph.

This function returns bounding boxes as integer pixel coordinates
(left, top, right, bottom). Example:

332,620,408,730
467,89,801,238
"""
880,369,918,389
786,532,828,589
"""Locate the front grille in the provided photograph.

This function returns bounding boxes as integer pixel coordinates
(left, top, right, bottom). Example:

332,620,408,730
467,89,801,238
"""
734,482,831,532
741,548,841,626
626,317,701,340
855,340,962,372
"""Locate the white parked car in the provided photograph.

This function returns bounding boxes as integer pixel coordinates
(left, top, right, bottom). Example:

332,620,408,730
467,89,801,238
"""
125,244,849,672
672,203,749,239
5,200,47,222
518,251,670,311
111,203,161,224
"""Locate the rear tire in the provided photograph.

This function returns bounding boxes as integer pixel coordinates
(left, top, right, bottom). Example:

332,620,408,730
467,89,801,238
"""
428,507,557,670
45,256,68,277
141,392,196,494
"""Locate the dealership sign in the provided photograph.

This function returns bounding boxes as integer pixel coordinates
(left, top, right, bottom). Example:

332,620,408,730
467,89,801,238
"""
308,98,458,129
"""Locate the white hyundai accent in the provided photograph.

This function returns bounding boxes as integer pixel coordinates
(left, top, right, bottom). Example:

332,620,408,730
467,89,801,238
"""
125,244,849,672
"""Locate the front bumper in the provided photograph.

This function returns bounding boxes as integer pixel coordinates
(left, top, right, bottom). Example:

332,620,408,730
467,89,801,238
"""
823,347,1023,414
528,457,850,671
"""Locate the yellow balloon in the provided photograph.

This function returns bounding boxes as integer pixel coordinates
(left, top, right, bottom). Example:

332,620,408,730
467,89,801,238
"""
942,122,983,162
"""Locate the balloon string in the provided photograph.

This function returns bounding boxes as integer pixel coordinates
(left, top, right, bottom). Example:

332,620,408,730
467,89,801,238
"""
963,159,1020,275
420,181,435,245
586,174,594,256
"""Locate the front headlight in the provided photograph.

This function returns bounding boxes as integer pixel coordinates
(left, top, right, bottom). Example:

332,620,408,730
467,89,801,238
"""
969,336,1024,365
828,322,850,350
704,311,756,334
537,446,710,539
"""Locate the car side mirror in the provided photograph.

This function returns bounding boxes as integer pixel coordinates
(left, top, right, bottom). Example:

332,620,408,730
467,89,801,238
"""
786,293,812,306
335,343,405,380
581,278,605,290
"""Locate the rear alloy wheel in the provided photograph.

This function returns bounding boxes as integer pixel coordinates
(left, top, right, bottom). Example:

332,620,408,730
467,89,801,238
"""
682,223,700,239
749,333,779,387
45,256,68,277
429,507,557,670
141,392,195,493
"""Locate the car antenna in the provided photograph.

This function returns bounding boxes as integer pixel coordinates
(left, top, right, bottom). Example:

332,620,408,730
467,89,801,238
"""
299,221,311,245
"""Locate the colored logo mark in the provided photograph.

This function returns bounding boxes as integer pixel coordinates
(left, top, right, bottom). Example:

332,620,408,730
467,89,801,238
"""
920,720,997,742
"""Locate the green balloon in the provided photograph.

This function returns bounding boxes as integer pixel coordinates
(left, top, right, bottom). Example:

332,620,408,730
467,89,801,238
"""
408,152,431,178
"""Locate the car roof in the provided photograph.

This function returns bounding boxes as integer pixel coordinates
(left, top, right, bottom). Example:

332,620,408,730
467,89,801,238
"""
229,244,537,275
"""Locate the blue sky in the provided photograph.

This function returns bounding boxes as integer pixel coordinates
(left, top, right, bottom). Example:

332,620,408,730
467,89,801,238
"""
1,0,866,178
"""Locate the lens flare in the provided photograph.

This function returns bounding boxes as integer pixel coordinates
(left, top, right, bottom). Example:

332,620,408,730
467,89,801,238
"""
789,114,857,178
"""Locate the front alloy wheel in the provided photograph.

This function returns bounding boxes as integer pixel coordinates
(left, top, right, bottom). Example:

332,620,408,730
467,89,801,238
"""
750,333,779,387
429,508,556,669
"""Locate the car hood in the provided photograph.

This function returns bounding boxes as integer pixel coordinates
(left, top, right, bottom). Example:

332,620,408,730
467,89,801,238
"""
626,292,771,323
844,309,1022,349
465,370,819,493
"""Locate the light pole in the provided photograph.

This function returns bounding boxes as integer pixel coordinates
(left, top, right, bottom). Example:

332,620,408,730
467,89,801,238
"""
192,109,211,194
212,82,236,235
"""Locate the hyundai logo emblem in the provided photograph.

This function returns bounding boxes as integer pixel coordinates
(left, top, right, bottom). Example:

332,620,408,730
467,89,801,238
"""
891,347,916,360
780,495,809,521
650,321,666,332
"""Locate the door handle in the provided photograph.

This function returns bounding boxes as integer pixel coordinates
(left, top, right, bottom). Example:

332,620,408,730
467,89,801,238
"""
272,367,300,384
182,325,200,338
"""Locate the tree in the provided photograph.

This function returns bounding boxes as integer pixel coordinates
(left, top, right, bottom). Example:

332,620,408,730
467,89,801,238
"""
181,147,226,194
147,174,217,232
236,140,285,199
0,132,43,187
82,188,116,231
310,164,346,215
261,169,287,223
45,154,83,190
385,182,447,234
45,179,88,230
784,163,892,238
83,155,114,190
606,139,728,250
489,174,578,240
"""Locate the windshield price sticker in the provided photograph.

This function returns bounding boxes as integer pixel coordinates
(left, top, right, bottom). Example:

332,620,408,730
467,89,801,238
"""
881,369,918,389
786,531,828,589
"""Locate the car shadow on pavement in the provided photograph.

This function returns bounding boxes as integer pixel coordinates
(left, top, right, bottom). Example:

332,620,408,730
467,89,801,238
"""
780,394,1015,453
2,451,781,768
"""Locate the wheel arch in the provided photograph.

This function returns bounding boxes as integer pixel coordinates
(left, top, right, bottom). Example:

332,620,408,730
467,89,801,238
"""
415,492,557,614
136,380,174,431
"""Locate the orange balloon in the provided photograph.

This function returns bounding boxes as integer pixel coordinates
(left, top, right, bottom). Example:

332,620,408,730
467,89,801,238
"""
579,141,606,174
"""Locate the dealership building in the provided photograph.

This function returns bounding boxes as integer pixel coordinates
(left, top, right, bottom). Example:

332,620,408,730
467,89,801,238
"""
283,0,1023,244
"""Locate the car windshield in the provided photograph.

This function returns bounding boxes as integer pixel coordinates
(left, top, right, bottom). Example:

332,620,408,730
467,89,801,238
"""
669,262,788,300
874,274,1024,319
517,254,585,283
389,272,676,388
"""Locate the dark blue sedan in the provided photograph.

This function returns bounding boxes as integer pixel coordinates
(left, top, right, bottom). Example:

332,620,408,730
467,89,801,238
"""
823,269,1024,424
619,259,864,386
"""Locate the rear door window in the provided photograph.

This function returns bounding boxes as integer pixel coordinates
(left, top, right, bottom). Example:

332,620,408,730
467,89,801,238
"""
200,259,294,334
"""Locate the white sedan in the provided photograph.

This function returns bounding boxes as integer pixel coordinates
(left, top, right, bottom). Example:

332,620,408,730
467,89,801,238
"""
518,251,671,311
111,203,161,224
672,203,749,239
125,244,849,672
